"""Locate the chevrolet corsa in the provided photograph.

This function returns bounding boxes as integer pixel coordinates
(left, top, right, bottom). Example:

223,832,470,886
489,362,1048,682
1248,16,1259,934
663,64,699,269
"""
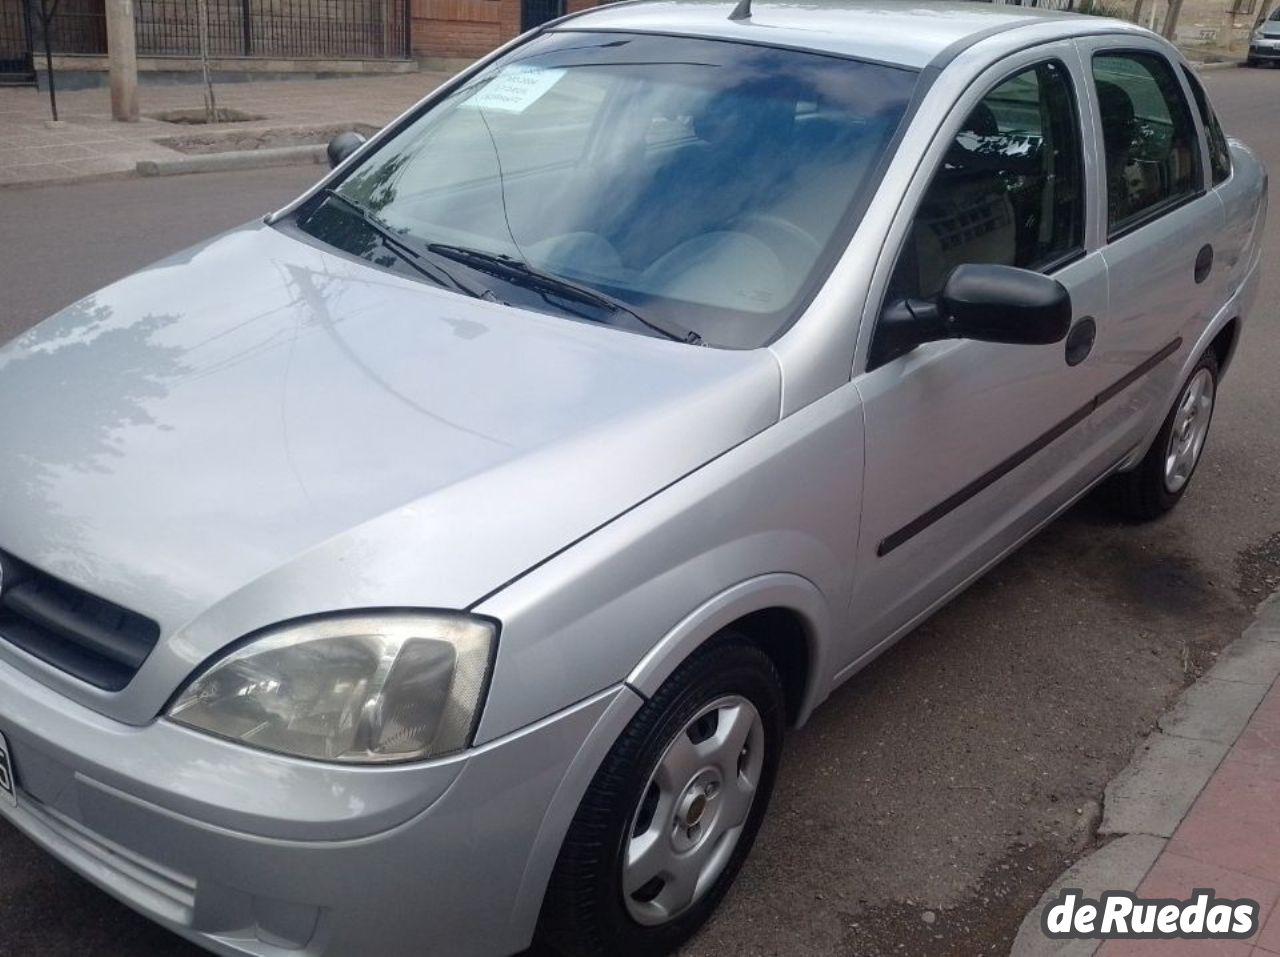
0,2,1265,955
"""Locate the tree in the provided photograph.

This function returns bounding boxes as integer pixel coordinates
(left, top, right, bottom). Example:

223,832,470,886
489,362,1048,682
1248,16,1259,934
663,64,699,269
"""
33,0,62,120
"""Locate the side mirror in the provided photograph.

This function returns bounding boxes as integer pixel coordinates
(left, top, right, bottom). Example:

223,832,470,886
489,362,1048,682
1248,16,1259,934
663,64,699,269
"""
940,264,1073,345
327,131,367,170
870,264,1072,369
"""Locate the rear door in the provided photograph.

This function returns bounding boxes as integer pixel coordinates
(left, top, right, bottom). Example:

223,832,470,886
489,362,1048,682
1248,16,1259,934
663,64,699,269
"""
1076,39,1224,461
844,44,1108,673
1181,65,1258,317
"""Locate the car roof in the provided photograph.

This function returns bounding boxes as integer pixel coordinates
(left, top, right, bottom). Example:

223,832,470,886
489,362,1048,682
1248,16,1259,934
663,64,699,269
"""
552,0,1132,70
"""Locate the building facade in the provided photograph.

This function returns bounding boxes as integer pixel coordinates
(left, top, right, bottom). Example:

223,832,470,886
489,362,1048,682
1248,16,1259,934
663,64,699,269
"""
0,0,606,84
0,0,1264,88
410,0,596,63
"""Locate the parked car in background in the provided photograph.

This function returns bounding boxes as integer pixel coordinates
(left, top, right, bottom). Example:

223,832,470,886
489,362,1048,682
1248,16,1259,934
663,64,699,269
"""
0,2,1266,956
1249,6,1280,65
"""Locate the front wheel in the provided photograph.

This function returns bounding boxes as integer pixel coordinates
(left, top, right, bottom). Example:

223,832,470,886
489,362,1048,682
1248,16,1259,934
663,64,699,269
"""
537,637,785,957
1103,350,1219,521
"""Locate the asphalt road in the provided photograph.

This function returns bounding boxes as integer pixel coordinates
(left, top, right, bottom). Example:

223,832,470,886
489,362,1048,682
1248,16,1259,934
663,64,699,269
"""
1,66,1279,957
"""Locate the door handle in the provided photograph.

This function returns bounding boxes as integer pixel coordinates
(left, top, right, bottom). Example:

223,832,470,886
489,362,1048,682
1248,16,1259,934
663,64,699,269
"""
1065,317,1096,367
1194,244,1214,284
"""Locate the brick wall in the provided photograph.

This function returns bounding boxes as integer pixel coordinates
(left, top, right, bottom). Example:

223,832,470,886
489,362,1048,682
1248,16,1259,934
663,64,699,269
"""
409,0,605,59
410,0,517,58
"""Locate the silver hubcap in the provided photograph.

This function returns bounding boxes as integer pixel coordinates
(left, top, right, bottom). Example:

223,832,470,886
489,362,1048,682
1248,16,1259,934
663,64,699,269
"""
1164,368,1215,494
623,695,765,926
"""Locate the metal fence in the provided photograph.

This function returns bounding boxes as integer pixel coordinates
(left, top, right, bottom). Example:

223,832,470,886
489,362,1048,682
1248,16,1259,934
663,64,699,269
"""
32,0,410,59
133,0,410,59
0,0,33,77
44,0,108,54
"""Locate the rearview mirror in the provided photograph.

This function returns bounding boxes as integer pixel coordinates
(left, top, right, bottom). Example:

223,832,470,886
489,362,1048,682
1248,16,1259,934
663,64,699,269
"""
327,131,367,170
869,264,1072,369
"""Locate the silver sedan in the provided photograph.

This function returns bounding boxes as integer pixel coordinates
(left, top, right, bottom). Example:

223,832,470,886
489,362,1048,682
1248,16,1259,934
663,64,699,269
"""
0,2,1265,956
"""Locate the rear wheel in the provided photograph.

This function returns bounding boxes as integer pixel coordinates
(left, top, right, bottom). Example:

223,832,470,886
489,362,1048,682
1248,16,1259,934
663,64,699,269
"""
537,637,785,957
1103,350,1218,521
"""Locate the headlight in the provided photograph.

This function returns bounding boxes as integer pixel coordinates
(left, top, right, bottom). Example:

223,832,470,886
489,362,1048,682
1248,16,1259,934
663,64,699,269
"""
168,612,496,763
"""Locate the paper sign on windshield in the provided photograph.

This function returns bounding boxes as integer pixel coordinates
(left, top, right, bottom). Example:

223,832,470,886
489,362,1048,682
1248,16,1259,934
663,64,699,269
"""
462,66,567,114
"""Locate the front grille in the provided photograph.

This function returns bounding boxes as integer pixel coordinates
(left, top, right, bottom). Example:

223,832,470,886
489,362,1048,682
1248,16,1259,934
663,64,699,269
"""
0,551,160,691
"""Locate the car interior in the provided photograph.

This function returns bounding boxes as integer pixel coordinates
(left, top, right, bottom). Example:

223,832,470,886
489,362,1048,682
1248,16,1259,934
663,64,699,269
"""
342,66,901,345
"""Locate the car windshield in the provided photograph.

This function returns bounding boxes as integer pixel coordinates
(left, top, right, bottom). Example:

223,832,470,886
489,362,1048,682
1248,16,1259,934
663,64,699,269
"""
295,31,918,348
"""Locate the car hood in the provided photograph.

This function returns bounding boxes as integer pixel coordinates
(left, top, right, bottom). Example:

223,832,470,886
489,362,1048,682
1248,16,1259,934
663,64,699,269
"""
1262,21,1280,36
0,223,779,717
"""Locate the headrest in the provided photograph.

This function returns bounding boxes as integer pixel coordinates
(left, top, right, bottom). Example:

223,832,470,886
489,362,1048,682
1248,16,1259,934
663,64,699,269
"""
1096,80,1137,151
693,86,795,149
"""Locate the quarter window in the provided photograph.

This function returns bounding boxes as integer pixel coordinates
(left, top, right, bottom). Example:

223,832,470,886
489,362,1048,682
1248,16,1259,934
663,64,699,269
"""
1092,52,1201,234
886,59,1084,302
1182,66,1232,185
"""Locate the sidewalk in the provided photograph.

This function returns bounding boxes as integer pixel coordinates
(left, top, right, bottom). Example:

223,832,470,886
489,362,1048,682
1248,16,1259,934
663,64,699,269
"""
0,72,451,188
1013,594,1280,956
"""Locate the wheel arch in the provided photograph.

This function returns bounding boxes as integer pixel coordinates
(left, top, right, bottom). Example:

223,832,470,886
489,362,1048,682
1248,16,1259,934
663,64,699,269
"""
626,573,832,729
1208,316,1239,378
506,575,832,949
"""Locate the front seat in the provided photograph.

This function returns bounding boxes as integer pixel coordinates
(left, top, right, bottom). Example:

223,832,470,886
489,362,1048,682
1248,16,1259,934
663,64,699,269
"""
899,102,1019,299
609,84,798,269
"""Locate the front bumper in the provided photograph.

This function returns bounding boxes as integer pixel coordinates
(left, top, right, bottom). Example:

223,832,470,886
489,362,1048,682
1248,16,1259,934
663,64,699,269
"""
0,655,641,957
1248,42,1280,61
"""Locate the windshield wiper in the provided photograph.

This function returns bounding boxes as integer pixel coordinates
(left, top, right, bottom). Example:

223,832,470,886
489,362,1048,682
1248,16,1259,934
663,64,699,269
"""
426,243,704,346
316,190,496,302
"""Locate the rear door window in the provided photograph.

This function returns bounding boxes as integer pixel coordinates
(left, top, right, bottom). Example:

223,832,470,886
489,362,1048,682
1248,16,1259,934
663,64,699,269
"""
1092,52,1202,236
1181,66,1232,185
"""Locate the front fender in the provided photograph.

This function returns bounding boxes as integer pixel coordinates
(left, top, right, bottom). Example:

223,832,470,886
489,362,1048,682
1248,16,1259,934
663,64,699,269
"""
470,379,866,745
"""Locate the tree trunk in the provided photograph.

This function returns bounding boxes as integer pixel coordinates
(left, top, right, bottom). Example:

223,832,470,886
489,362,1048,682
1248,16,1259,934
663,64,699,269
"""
1254,0,1273,30
38,0,61,121
1132,0,1147,25
196,0,217,123
1162,0,1185,38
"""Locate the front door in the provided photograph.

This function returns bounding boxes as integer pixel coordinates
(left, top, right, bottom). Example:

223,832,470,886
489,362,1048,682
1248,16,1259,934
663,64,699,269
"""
842,44,1108,674
521,0,565,32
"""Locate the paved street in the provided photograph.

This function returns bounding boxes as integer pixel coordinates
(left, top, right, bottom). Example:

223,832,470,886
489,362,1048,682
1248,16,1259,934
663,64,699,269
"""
0,65,1278,957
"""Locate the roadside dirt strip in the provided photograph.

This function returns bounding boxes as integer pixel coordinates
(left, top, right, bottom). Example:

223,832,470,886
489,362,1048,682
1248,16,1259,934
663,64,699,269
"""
1011,592,1280,957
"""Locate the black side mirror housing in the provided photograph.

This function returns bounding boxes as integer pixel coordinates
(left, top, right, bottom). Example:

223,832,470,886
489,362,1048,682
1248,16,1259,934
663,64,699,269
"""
870,264,1072,369
940,263,1073,345
327,131,367,170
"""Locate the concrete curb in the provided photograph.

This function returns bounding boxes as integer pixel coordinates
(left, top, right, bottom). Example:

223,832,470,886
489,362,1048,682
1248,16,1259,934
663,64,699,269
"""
136,144,328,177
1193,59,1246,72
1009,591,1280,957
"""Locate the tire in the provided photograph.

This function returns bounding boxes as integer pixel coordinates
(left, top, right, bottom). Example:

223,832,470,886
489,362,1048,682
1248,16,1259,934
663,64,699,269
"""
536,636,786,957
1103,349,1219,521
